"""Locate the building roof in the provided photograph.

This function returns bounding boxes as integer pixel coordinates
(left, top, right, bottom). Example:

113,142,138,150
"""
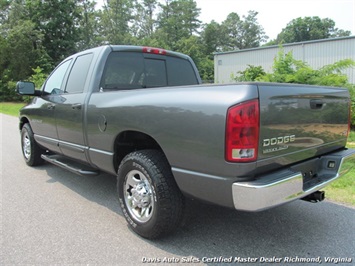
214,35,355,56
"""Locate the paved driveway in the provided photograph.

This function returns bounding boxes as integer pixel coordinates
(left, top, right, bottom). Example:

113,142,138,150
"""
1,114,354,265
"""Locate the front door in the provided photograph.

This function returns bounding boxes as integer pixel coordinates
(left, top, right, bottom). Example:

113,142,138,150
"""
32,59,72,153
55,53,94,162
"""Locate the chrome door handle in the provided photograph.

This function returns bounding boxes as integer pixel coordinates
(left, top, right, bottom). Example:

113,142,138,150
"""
71,103,82,110
47,104,55,110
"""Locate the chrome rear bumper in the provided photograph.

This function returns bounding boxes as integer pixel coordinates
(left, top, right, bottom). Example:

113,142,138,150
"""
232,148,355,211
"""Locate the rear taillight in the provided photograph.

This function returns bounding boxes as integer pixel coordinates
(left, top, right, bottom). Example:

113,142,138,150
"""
226,99,260,162
143,47,167,55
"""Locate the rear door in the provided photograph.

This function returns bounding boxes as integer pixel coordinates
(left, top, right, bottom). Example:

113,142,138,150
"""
55,53,94,162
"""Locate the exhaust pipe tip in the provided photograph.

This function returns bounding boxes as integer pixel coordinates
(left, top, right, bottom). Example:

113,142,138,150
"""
301,191,325,203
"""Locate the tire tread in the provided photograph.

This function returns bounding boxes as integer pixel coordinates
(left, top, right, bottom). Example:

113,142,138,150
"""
118,150,184,239
21,123,44,166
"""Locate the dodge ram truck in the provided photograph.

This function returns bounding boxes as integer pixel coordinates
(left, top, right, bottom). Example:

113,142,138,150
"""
17,45,355,239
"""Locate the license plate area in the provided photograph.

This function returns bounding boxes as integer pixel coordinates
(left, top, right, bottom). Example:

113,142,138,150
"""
289,157,339,191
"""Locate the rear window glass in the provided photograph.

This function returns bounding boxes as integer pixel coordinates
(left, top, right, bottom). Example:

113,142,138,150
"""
167,56,198,86
144,59,167,87
100,52,198,91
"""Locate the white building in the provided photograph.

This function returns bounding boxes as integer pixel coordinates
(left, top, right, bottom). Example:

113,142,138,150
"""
214,36,355,84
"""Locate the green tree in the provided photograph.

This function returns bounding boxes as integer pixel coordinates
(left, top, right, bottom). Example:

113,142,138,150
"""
0,1,49,101
132,0,158,39
77,0,100,50
0,0,11,25
156,0,201,50
98,0,136,44
241,11,268,48
3,20,44,80
173,35,213,82
26,0,82,65
220,11,267,51
0,18,50,101
200,20,224,57
198,56,214,83
220,12,242,51
0,30,7,72
275,16,351,44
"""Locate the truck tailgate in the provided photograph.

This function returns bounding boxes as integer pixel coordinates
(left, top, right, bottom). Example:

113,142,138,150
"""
257,83,349,170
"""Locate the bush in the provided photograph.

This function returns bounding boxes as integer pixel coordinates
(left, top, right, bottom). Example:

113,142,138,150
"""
0,66,48,103
29,67,47,89
232,65,265,82
0,79,23,102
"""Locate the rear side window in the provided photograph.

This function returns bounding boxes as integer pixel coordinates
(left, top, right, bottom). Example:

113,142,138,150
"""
100,51,198,91
66,53,93,93
101,52,145,90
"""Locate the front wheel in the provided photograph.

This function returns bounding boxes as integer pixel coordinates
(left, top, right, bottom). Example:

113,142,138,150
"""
21,123,44,166
117,150,184,239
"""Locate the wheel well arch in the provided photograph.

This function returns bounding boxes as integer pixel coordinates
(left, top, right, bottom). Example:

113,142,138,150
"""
113,130,165,172
19,117,30,130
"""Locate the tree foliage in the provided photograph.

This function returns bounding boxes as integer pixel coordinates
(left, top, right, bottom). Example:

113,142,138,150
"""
132,0,157,39
274,16,351,44
77,0,100,50
98,0,135,45
232,65,266,82
232,48,355,127
260,48,355,86
0,0,352,101
206,11,267,52
156,0,201,50
26,0,82,65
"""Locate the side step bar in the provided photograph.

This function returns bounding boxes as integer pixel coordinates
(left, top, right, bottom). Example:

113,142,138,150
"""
41,154,100,176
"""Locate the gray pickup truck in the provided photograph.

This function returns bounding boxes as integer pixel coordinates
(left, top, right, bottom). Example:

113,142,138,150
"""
17,45,355,239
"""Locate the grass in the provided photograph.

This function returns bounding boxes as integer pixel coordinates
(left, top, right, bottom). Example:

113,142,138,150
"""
0,102,26,116
348,130,355,143
1,102,354,206
323,141,355,206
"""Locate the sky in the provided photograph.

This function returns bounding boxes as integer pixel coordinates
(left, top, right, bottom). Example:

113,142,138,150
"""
194,0,355,40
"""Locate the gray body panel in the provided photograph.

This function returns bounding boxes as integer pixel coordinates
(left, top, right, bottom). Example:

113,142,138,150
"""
86,84,258,176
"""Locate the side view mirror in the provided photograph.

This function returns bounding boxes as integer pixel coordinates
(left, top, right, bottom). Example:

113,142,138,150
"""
16,81,36,95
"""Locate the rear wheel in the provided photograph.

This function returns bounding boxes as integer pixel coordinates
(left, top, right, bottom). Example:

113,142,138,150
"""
21,123,44,166
117,150,184,239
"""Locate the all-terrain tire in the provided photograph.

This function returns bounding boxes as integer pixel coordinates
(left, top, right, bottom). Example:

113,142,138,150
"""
117,150,184,239
21,123,44,166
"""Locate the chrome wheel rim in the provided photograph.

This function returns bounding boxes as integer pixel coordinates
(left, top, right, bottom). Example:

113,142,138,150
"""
22,132,31,160
124,170,154,223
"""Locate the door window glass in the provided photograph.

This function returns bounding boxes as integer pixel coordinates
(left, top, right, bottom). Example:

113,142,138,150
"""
66,53,93,93
44,60,72,94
